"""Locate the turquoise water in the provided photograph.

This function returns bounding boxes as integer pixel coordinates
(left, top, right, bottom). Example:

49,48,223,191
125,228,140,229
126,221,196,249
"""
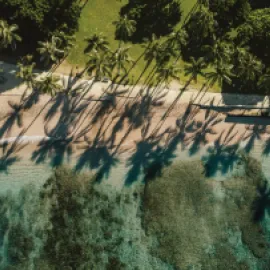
0,142,269,269
1,140,270,191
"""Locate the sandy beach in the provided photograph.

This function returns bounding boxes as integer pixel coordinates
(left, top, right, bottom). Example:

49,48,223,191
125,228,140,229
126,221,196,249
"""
1,62,270,186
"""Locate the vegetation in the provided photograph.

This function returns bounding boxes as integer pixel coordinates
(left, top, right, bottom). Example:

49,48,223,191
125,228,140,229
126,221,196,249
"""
120,0,182,42
1,0,270,94
144,157,270,269
0,157,269,269
0,0,80,49
0,167,170,269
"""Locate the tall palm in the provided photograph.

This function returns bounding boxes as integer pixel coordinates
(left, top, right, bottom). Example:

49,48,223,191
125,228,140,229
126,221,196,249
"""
37,36,65,66
143,35,171,67
236,53,263,82
0,20,21,50
16,55,37,88
203,38,233,65
184,57,208,83
111,46,133,75
165,29,188,60
113,15,136,44
156,63,180,87
56,29,75,55
86,51,111,80
84,33,109,54
35,75,62,96
196,5,216,39
206,62,233,87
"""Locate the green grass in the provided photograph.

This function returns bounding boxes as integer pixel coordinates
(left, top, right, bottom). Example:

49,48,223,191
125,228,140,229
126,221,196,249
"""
66,0,219,90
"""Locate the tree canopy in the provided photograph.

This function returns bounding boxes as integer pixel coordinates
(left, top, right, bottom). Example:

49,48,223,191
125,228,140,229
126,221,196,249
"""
209,0,251,32
0,0,80,48
236,8,270,65
120,0,182,42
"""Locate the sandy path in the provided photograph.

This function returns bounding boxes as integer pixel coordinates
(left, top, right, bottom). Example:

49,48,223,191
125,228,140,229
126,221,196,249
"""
0,61,270,174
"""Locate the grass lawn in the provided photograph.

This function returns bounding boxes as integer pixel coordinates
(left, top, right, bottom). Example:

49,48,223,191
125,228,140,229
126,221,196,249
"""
67,0,220,91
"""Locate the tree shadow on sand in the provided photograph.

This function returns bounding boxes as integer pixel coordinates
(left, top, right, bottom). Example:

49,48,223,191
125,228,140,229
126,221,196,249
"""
0,101,24,139
125,103,199,185
75,132,119,182
188,109,223,156
31,139,74,167
242,124,270,154
0,140,27,173
202,126,241,177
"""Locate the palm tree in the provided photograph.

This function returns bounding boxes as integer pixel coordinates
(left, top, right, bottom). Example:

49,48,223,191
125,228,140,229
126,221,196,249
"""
37,36,65,66
184,57,207,83
0,20,21,50
57,31,75,56
156,63,180,87
86,51,111,80
236,53,263,82
165,29,188,60
196,5,216,39
35,75,62,96
258,70,270,92
203,38,233,65
113,15,136,44
111,46,133,75
16,55,37,88
143,34,171,67
206,62,233,87
84,33,109,54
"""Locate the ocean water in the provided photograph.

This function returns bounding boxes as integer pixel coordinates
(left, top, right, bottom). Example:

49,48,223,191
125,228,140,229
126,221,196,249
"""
0,141,269,269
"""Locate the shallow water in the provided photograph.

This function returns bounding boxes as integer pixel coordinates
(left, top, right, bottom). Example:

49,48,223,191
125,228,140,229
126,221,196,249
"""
0,141,270,269
1,140,270,191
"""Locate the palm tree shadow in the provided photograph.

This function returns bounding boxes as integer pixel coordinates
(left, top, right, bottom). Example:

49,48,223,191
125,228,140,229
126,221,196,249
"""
202,129,240,177
125,136,160,186
243,125,269,154
45,94,66,122
22,90,41,110
75,135,119,182
31,139,73,167
0,141,27,173
0,101,24,139
143,104,200,181
188,109,223,156
125,103,199,185
91,88,128,124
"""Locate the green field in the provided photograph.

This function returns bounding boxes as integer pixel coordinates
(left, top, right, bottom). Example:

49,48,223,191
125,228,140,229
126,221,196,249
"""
66,0,217,89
